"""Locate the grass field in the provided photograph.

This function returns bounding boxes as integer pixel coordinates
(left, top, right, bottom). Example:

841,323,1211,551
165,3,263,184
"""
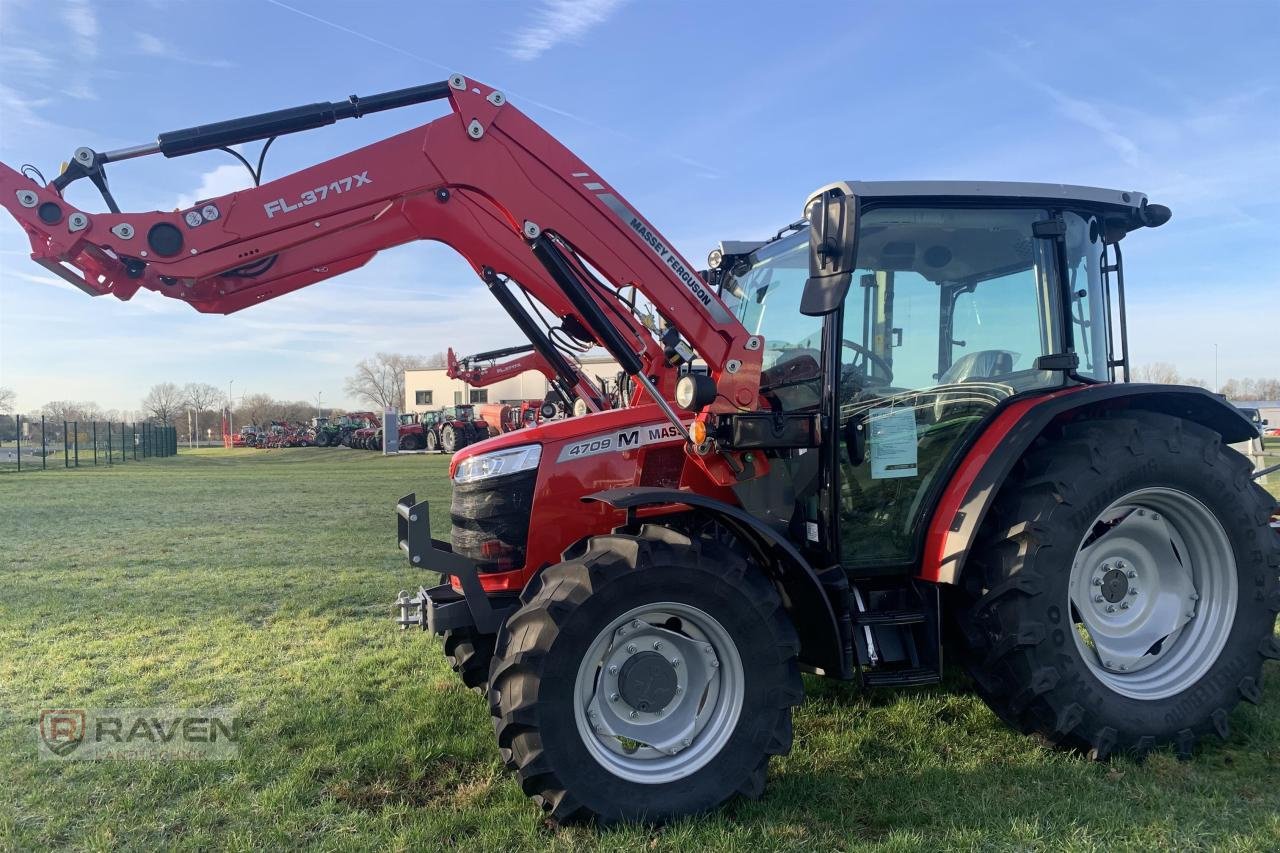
1,448,1277,851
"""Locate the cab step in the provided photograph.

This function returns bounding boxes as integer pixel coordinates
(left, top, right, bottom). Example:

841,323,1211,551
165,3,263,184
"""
862,666,941,688
852,609,927,627
850,581,942,689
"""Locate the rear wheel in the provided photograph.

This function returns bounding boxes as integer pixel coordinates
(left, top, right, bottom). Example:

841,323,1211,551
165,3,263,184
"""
401,434,419,451
962,412,1280,759
488,526,802,825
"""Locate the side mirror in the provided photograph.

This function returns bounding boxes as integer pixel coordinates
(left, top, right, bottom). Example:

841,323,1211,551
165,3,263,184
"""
800,187,860,316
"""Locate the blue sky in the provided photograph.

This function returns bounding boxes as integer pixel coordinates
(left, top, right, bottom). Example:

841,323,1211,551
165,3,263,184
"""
0,0,1276,413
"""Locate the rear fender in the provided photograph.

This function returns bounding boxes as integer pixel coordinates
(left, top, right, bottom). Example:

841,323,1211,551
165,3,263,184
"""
920,383,1256,585
585,486,848,678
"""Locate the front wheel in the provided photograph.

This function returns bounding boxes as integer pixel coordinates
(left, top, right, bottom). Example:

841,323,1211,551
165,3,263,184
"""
962,412,1280,759
426,430,439,452
441,425,457,453
488,526,802,825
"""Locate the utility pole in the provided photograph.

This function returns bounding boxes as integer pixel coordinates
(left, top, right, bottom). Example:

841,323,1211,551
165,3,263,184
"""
227,378,235,445
317,391,324,420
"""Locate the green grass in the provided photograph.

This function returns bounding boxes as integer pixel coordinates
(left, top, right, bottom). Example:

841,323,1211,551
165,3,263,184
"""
1,448,1277,852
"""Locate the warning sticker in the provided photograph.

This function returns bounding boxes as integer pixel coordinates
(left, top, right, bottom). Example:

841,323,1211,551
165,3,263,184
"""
869,407,918,479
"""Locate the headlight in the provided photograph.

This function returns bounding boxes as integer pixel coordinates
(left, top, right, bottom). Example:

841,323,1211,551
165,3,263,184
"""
453,444,542,484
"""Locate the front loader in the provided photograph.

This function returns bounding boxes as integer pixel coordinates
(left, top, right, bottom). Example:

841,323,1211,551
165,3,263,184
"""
2,76,1275,827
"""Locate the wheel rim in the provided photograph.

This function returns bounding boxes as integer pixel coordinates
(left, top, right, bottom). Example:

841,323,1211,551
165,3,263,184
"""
572,601,744,784
1068,487,1238,700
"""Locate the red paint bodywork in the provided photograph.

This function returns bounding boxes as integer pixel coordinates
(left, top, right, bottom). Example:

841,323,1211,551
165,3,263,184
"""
451,406,737,593
917,386,1087,583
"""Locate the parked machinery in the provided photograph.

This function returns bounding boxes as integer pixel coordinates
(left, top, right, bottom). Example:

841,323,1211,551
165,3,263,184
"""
335,412,378,448
419,405,489,453
4,75,1275,827
311,416,342,447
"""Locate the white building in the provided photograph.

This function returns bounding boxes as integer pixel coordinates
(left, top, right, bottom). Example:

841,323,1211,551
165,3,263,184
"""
404,355,622,414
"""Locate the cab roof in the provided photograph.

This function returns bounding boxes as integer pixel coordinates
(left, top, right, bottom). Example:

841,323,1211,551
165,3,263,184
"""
831,180,1147,211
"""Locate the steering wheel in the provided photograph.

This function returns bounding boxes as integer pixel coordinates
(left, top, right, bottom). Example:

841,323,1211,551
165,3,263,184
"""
843,339,894,385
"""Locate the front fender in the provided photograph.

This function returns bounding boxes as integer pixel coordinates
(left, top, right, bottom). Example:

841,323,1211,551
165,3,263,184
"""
585,486,849,679
920,383,1256,585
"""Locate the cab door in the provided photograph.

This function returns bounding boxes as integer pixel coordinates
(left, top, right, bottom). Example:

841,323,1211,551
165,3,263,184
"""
830,205,1064,572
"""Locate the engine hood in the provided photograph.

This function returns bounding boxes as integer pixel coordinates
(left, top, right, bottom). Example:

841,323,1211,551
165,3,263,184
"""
447,405,670,476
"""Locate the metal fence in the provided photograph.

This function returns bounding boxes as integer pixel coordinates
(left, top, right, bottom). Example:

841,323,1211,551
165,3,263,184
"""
0,417,178,473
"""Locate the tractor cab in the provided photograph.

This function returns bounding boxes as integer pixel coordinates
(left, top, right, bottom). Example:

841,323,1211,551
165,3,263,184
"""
714,182,1167,572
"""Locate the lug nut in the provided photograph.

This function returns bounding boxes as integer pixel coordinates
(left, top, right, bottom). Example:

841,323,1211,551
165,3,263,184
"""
1106,604,1116,613
626,644,637,654
1120,602,1130,610
629,710,638,719
682,738,691,747
670,658,680,666
710,659,719,668
1092,577,1103,586
632,620,641,628
1126,570,1137,579
1116,559,1126,569
1101,562,1111,571
609,692,619,702
1189,593,1199,601
1128,588,1138,596
608,664,618,675
1151,513,1160,521
653,641,663,651
676,686,684,694
1094,594,1104,603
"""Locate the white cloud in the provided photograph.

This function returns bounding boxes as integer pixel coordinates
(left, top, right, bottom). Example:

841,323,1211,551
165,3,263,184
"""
136,32,235,68
60,0,98,58
175,164,254,211
0,82,51,127
507,0,629,61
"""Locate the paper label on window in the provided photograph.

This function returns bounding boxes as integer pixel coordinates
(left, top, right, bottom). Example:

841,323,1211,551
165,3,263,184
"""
869,407,918,479
806,521,820,542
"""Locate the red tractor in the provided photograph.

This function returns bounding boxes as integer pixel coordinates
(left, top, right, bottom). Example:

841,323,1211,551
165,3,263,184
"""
337,412,378,448
3,76,1275,828
420,405,489,454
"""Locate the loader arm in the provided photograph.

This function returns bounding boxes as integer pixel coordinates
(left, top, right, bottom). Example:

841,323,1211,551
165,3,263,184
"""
0,76,761,431
446,345,556,387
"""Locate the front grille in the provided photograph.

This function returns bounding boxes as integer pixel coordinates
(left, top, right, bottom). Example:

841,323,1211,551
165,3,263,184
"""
450,469,537,572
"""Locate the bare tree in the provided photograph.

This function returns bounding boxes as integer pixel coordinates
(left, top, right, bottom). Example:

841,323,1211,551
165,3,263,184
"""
140,383,185,424
1132,362,1182,385
344,352,430,411
0,387,14,415
41,400,105,423
1221,377,1280,401
183,382,222,445
234,393,275,428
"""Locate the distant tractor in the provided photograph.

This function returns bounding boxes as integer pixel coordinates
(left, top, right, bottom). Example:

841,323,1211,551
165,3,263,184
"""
311,417,342,447
336,412,378,447
420,405,488,453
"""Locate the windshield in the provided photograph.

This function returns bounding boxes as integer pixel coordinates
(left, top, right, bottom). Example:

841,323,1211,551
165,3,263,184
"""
724,231,823,412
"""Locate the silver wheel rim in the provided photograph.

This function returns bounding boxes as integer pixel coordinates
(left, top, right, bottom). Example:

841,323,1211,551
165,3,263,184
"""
573,601,744,784
1068,487,1237,700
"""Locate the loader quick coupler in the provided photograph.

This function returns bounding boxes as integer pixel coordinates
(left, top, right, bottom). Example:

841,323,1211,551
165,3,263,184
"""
394,493,514,635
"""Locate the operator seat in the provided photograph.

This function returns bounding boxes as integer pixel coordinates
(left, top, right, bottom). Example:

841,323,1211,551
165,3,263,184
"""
932,349,1014,423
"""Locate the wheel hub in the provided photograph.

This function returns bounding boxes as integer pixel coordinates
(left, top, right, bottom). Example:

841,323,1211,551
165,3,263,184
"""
1099,568,1129,603
1068,488,1238,699
617,651,678,712
573,603,744,784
